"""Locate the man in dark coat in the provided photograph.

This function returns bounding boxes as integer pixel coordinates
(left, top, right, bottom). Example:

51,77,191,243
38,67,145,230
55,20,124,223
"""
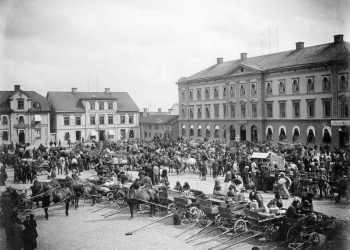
212,159,219,179
42,188,51,220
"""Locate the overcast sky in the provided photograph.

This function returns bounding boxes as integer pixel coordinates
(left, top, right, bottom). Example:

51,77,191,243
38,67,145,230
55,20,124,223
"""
0,0,349,111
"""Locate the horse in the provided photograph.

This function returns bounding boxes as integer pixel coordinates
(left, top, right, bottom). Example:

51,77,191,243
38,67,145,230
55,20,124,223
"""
51,187,73,204
125,187,159,219
30,179,61,207
81,182,97,206
174,156,197,173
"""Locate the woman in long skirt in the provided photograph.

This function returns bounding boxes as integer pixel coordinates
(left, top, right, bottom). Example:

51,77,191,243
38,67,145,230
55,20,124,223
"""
277,172,291,199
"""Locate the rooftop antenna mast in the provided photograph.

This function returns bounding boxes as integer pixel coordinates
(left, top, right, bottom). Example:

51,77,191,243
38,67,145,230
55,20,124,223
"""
261,28,279,55
87,76,99,92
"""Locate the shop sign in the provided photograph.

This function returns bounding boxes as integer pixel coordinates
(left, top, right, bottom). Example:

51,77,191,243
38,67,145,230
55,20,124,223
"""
331,120,350,126
88,110,115,114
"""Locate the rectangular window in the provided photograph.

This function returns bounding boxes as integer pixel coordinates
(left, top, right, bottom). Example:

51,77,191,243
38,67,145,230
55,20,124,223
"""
148,132,151,138
99,116,105,125
241,104,246,118
279,80,285,94
197,89,201,100
292,101,300,118
18,116,25,124
197,106,202,119
322,76,331,91
148,124,152,129
240,84,246,97
189,107,193,119
1,116,8,125
18,100,24,109
108,116,113,124
339,74,348,89
307,77,314,93
64,132,70,141
251,82,257,96
75,116,81,125
181,108,186,118
90,116,95,125
252,104,257,118
120,115,125,124
292,79,299,93
279,102,286,118
266,82,272,94
181,91,185,101
35,129,41,139
223,104,227,118
205,88,210,99
189,90,193,101
223,87,226,98
214,87,219,99
144,131,147,138
230,104,235,118
159,133,162,138
64,116,69,125
267,103,273,118
99,102,104,110
129,115,134,124
108,102,113,110
90,102,95,110
155,125,158,129
121,129,126,139
2,131,8,141
323,100,331,117
214,105,219,118
307,100,315,118
230,85,235,98
340,99,349,117
205,106,210,119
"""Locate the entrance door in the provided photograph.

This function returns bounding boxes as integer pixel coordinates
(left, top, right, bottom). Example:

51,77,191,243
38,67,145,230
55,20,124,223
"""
19,130,25,143
99,130,105,141
76,131,81,141
339,126,349,149
230,125,235,140
251,125,258,142
240,125,246,141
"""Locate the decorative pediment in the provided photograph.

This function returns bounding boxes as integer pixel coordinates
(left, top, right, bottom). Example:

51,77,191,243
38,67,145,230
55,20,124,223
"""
10,90,30,99
224,63,262,78
239,100,247,104
229,100,236,104
250,99,258,103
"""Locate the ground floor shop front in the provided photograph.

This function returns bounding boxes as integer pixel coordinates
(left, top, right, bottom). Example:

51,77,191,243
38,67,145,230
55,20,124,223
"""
179,119,349,148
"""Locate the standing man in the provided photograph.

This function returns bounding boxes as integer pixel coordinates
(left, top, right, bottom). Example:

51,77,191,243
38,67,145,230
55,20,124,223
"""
42,187,51,220
49,140,53,148
58,139,61,146
54,140,57,147
65,196,71,216
212,158,219,179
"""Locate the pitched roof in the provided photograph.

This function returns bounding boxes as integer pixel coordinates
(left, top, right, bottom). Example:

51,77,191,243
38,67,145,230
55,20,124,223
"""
182,41,350,82
47,92,139,112
0,90,50,112
139,115,179,124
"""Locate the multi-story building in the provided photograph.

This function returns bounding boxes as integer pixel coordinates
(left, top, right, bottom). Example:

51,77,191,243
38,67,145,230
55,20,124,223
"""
0,85,50,145
47,88,140,142
140,115,179,139
176,35,350,148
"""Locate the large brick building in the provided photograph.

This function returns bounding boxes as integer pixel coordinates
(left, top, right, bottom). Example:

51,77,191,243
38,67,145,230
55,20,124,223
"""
176,35,350,148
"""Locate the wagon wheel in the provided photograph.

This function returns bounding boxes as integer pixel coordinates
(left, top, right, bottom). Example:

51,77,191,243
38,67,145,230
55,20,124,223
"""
139,204,151,214
106,192,114,203
20,209,32,222
197,211,208,226
95,196,102,203
326,186,335,199
233,219,247,234
310,184,320,198
167,203,176,214
189,207,200,222
264,224,280,242
213,214,221,227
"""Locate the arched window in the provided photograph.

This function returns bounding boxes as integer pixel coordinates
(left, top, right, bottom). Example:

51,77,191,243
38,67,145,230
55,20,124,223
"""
292,127,300,142
251,125,258,142
214,125,219,138
307,78,314,91
206,124,210,138
323,77,330,90
223,87,226,98
251,83,257,95
230,125,235,140
189,124,194,136
279,81,285,93
292,79,299,92
279,126,286,141
307,126,315,143
181,124,186,137
240,125,246,141
267,128,273,141
240,84,245,95
129,130,134,138
197,125,202,137
323,128,332,144
230,85,235,97
181,108,185,118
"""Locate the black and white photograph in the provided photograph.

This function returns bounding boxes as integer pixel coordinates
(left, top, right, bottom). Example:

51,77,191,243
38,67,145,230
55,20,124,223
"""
0,0,349,249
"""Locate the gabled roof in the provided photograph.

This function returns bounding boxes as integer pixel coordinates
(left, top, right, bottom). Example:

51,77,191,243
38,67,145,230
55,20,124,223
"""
139,115,179,125
180,41,350,82
0,90,50,112
47,92,139,112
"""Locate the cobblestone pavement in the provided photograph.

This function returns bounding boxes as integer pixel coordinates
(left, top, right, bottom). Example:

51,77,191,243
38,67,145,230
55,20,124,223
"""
1,167,349,250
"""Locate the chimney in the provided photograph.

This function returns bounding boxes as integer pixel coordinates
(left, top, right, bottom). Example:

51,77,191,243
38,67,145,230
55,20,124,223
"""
158,108,161,113
72,88,77,93
334,34,344,44
105,88,110,93
143,108,148,113
14,85,20,91
217,58,223,64
240,53,247,60
296,42,304,50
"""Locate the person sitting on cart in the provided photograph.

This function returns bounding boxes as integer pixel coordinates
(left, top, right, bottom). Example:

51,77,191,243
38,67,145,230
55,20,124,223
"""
267,193,283,209
183,182,190,191
286,197,305,219
249,185,264,209
174,181,182,191
213,184,225,199
301,192,314,211
300,200,312,215
130,178,140,190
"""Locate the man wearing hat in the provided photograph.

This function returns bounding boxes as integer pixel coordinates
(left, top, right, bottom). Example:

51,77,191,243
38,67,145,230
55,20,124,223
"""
140,172,152,189
286,197,305,219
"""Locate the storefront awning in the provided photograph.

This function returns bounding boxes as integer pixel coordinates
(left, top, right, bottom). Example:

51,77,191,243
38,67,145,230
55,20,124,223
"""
90,131,97,136
34,115,42,122
251,152,270,159
108,130,115,135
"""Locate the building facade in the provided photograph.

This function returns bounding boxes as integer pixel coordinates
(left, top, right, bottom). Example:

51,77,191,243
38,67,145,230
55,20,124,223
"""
140,115,179,139
167,103,179,115
47,88,140,142
0,85,50,145
176,35,350,148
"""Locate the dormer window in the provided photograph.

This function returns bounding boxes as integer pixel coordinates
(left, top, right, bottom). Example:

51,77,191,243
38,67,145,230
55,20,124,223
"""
108,102,113,110
1,116,8,125
197,89,201,100
18,100,24,109
240,68,244,72
90,102,95,110
99,102,104,110
251,82,257,96
240,84,245,96
205,88,210,99
189,90,193,101
266,82,272,94
223,87,226,98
